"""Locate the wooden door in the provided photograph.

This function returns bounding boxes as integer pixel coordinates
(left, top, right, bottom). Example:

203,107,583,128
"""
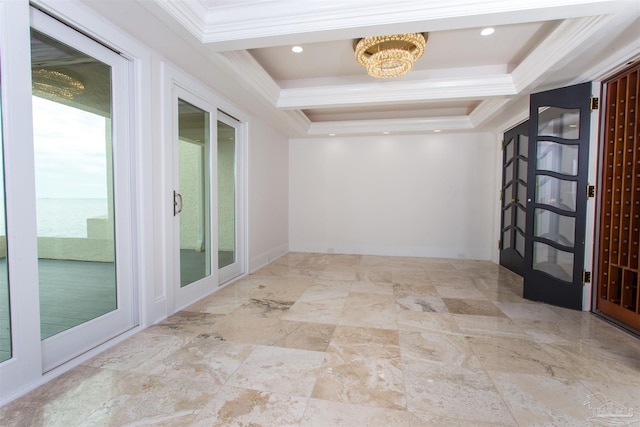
523,82,593,310
595,62,640,331
500,121,529,276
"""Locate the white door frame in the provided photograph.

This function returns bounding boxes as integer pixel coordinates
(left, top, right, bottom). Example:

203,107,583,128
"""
162,63,249,313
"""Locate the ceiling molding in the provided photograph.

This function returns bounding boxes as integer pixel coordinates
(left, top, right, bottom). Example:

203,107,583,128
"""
154,0,625,51
277,74,516,110
150,0,209,43
308,116,473,136
217,50,281,105
469,98,512,128
511,15,612,92
283,109,312,135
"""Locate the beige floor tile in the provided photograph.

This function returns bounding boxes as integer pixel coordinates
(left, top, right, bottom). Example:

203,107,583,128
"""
403,363,517,425
190,386,308,427
328,325,400,360
488,370,599,426
400,330,482,369
442,298,507,318
466,335,575,377
396,311,460,334
144,336,255,384
452,314,528,339
282,299,347,324
226,345,325,397
312,353,406,410
339,292,398,329
396,294,449,313
300,398,411,426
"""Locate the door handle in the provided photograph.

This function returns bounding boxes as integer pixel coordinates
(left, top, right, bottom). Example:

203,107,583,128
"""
174,191,183,216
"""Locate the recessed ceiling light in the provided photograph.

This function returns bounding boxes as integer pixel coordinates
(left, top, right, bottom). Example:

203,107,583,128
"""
291,46,303,53
480,27,495,36
383,131,390,135
434,129,442,133
329,133,336,136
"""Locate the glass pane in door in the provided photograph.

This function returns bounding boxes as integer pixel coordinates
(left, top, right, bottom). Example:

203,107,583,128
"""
178,99,211,286
218,120,236,269
0,94,11,362
31,30,116,339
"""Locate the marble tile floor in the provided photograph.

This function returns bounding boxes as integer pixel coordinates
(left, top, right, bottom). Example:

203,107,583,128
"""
2,252,640,426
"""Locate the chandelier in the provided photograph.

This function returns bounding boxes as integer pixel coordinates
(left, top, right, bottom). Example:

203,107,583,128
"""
354,33,427,79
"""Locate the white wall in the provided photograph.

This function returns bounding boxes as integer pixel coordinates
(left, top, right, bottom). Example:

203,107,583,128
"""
290,132,498,260
248,119,289,271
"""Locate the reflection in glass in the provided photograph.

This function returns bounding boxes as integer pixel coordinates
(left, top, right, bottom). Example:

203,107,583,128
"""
502,229,511,251
517,183,527,206
536,140,579,176
505,137,514,160
503,183,513,202
505,162,513,184
537,107,580,139
533,241,573,282
516,206,526,230
178,99,211,287
518,159,527,183
515,230,525,257
518,135,528,158
218,120,236,269
535,209,575,246
31,30,117,339
535,176,577,211
503,209,512,229
0,97,11,362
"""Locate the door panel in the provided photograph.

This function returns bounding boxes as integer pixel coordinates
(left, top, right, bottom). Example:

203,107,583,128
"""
499,120,528,275
31,9,135,371
172,86,217,310
523,82,592,310
178,99,211,288
217,112,244,284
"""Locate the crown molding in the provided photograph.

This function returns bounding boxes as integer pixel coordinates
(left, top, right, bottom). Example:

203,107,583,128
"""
217,50,281,105
308,116,473,136
153,0,626,51
511,14,612,92
277,74,516,110
469,98,512,128
283,109,312,135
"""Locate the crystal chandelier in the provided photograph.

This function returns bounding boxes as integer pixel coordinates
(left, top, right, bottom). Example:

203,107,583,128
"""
354,33,427,79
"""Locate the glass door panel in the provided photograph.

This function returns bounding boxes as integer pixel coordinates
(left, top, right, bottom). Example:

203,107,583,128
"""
31,29,117,339
523,82,592,310
31,8,135,371
178,99,211,287
218,120,235,269
499,121,528,276
217,111,243,284
0,93,11,363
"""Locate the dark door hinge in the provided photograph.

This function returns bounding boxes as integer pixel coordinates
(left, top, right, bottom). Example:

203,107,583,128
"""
582,270,591,284
586,184,596,199
498,239,502,250
590,96,599,111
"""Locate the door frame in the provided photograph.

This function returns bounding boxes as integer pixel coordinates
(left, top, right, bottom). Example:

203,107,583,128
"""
162,63,249,314
217,110,247,285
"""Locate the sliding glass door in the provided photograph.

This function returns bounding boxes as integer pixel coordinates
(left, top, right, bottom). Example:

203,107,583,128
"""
217,112,244,284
